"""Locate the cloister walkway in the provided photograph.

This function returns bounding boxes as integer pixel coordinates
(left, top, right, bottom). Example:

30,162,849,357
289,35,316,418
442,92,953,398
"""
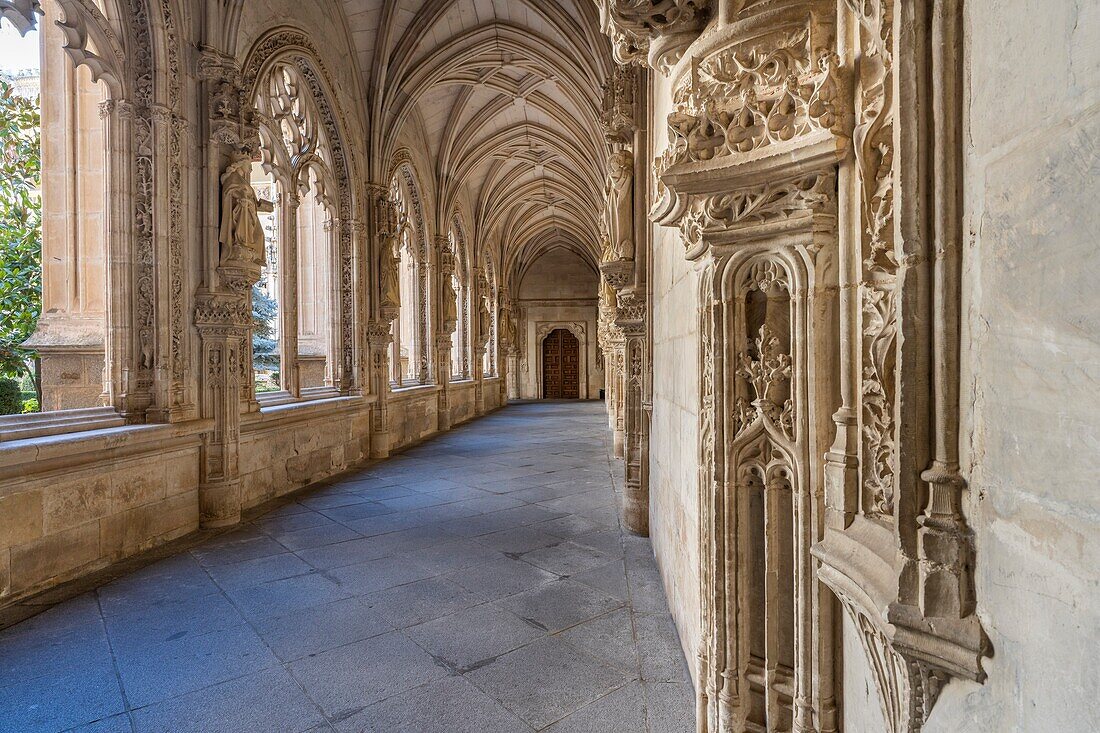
0,401,694,733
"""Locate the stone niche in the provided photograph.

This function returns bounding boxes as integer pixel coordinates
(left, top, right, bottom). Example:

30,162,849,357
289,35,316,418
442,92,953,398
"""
637,0,989,730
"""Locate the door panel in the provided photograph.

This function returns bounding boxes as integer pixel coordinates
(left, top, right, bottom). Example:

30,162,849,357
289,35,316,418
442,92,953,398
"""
542,328,580,399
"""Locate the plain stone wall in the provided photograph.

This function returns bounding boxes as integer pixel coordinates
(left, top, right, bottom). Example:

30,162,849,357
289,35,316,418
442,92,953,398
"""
915,2,1100,731
0,436,201,600
448,381,477,425
389,390,441,449
239,403,372,509
647,70,703,684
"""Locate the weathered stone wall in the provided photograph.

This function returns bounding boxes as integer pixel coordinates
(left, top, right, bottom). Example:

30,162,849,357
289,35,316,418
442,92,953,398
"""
915,3,1100,731
388,389,441,450
0,386,501,606
238,400,372,509
0,429,202,600
647,69,702,683
447,381,477,426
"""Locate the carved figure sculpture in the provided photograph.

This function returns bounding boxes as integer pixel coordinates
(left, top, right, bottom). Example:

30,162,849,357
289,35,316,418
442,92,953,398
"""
218,153,269,266
380,244,400,310
500,308,517,346
478,295,492,345
442,277,458,327
605,148,635,260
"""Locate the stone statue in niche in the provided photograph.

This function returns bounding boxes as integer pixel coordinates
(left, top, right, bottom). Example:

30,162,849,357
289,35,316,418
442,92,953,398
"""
500,309,517,346
478,295,493,345
601,274,617,308
219,153,272,268
380,243,400,311
605,147,635,261
442,278,458,327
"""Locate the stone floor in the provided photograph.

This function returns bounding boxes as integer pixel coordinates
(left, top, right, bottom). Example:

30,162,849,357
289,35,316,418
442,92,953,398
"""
0,401,694,733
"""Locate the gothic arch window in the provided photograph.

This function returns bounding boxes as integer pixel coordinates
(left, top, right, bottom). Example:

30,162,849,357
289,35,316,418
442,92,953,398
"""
0,0,163,431
389,165,430,387
449,223,470,380
482,254,498,377
250,61,340,401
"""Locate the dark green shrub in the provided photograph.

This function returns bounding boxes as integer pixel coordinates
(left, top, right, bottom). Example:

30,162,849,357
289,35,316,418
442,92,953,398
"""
0,377,21,415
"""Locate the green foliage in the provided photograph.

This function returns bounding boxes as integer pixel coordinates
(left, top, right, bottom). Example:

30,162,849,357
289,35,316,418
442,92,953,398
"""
252,284,279,369
21,397,37,413
0,377,21,415
0,79,41,381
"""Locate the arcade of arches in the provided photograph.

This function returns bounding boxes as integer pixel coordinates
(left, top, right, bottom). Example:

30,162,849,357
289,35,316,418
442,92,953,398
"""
0,1,1096,731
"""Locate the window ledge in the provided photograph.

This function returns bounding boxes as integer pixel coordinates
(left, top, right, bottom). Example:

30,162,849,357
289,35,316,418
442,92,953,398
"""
0,418,213,482
243,394,371,432
389,383,438,399
0,407,126,444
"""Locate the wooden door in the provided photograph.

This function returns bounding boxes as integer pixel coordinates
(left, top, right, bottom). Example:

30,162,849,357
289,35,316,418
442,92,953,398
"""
543,328,580,399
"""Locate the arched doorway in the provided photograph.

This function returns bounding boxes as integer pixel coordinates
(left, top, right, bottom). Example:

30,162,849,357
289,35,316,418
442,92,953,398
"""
542,328,580,399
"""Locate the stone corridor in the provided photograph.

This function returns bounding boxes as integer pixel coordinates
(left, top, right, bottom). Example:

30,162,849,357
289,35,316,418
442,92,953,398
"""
0,402,693,733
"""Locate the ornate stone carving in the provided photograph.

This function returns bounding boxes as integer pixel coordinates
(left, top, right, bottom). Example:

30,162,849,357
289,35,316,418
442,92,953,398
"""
597,0,711,71
604,148,635,261
218,152,270,272
601,64,638,144
666,30,843,166
0,0,40,33
813,3,989,731
676,172,836,254
735,324,794,440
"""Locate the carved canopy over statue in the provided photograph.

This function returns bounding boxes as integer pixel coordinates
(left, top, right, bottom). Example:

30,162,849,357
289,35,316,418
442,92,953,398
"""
604,148,635,261
219,153,272,269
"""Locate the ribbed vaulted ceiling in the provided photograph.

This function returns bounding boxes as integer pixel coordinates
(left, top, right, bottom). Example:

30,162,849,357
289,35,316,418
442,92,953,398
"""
341,0,611,288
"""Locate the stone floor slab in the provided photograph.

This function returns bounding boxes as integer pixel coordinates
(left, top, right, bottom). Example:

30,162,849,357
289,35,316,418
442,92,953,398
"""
0,402,693,732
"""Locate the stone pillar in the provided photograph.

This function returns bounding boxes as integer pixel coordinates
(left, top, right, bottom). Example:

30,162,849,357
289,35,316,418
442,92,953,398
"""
473,267,491,413
366,182,400,457
280,191,301,398
498,290,517,405
366,321,394,458
435,235,457,430
25,11,109,412
615,291,648,535
610,337,626,458
194,288,250,527
194,51,262,529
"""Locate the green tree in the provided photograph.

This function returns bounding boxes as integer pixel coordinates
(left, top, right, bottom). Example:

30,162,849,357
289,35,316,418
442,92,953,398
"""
252,284,278,365
0,79,41,386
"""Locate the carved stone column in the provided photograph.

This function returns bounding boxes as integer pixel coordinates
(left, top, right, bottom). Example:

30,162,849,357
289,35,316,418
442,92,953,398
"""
366,182,399,457
472,267,491,414
195,50,263,528
194,288,251,528
813,4,989,731
435,235,457,430
497,288,516,406
280,191,302,398
615,291,649,535
366,320,394,459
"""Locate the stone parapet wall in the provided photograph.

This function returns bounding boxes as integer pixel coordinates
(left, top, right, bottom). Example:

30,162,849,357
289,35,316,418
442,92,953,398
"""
0,386,502,609
0,430,203,602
